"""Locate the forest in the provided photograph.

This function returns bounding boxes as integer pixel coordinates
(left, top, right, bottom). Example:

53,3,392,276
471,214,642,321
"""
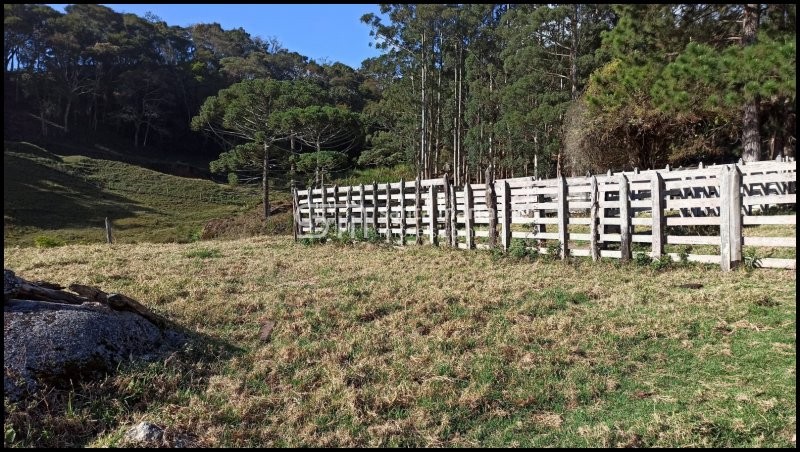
4,4,796,218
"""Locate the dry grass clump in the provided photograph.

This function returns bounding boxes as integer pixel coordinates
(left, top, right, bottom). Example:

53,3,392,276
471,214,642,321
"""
3,237,796,447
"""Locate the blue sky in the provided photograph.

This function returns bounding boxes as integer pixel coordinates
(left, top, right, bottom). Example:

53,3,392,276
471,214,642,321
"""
49,4,385,69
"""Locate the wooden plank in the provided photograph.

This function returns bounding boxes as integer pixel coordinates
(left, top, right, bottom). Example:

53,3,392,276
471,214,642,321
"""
385,183,392,243
742,215,796,225
720,166,732,271
307,185,316,235
450,181,458,247
372,181,379,233
464,182,475,249
666,217,721,226
429,184,438,246
444,174,453,247
590,175,599,261
486,167,497,249
665,198,721,209
360,184,367,233
619,174,631,262
666,253,721,265
729,166,743,267
759,258,796,269
501,181,512,252
651,172,665,257
346,186,353,238
741,194,796,206
333,184,340,235
399,179,407,245
321,184,329,231
415,177,423,245
743,237,797,247
557,175,569,259
667,235,720,245
291,184,299,242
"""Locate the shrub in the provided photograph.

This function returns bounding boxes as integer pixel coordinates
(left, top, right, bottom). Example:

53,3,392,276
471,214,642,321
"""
34,235,65,248
634,252,653,267
651,254,672,271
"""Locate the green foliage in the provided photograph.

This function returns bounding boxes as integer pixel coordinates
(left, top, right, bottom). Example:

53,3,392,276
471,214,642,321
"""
227,172,239,186
184,248,222,259
678,246,693,266
545,241,562,261
634,252,653,267
508,238,537,261
651,254,673,272
743,248,763,272
34,235,66,248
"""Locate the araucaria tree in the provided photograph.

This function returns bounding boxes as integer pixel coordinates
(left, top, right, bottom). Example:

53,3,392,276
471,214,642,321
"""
191,79,326,219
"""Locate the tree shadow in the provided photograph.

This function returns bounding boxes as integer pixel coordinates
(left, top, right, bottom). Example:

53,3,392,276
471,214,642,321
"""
4,149,156,230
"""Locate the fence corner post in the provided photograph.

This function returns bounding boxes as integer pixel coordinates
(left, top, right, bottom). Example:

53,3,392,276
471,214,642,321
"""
486,167,497,249
501,180,512,252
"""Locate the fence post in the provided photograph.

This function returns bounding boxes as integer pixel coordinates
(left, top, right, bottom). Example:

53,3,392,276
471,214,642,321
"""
290,179,301,243
619,174,631,262
557,175,569,259
450,180,458,247
372,181,379,234
464,182,475,249
415,177,423,245
501,181,512,252
385,183,393,243
443,173,453,246
720,166,732,271
428,183,438,246
360,184,367,234
486,167,497,249
651,172,665,258
105,217,113,244
321,184,329,234
307,185,316,236
590,175,599,261
346,186,353,238
729,165,743,268
333,185,340,236
400,179,407,245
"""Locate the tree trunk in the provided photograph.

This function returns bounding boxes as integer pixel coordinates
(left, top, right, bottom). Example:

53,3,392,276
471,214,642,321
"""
741,3,761,162
570,4,579,100
263,143,270,221
63,98,72,134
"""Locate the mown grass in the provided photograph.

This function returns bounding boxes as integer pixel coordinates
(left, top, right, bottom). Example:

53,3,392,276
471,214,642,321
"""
3,236,795,447
4,141,265,247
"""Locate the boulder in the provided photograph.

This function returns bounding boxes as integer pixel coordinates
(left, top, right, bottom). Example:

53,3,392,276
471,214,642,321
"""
4,298,184,401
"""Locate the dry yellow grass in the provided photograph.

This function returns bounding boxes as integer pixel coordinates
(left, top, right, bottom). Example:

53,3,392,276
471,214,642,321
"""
3,236,796,447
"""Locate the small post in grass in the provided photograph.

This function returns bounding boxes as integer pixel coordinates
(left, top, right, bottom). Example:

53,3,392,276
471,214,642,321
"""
105,217,113,244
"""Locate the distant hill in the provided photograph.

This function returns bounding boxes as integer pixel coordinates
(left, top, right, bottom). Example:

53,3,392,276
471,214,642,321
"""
3,141,270,247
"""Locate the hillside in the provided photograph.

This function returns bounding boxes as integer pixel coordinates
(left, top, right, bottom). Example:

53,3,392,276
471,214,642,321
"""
3,141,288,247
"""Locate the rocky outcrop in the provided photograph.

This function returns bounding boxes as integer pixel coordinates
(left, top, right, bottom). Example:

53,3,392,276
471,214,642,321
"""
4,270,184,401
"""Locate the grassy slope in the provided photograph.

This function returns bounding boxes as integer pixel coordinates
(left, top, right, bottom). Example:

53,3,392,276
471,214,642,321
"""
4,237,795,447
3,141,267,246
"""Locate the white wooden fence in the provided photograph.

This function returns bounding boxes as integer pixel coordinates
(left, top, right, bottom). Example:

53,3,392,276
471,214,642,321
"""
292,158,797,270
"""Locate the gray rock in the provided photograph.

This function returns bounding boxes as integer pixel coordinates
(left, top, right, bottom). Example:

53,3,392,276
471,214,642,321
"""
126,422,164,443
4,299,184,401
4,269,20,302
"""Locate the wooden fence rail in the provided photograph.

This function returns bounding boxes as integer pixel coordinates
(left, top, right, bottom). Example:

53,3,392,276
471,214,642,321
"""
293,158,797,270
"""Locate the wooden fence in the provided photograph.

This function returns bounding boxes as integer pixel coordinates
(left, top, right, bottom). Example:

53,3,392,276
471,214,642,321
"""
292,158,797,270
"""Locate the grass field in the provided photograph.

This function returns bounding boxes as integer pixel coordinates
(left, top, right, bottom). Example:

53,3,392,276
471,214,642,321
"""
3,236,795,447
3,141,274,247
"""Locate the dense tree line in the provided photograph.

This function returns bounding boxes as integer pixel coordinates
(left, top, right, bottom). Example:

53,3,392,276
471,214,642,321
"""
4,4,796,219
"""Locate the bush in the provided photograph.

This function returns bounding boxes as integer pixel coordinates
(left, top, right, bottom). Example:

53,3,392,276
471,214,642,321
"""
634,252,653,267
508,238,530,260
227,172,239,186
651,254,672,271
34,235,65,248
546,241,562,260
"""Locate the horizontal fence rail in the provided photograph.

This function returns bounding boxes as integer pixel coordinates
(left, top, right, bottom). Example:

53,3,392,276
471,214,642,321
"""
293,158,797,271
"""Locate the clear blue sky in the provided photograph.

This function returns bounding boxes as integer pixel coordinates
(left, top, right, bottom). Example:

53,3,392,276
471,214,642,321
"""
49,4,385,69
